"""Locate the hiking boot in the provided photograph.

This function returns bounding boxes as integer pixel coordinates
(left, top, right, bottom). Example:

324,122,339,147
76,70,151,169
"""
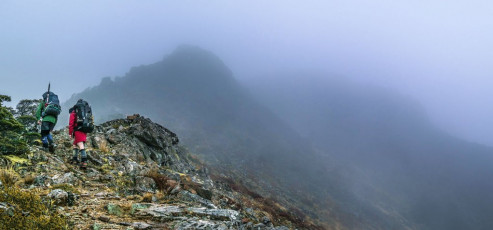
41,143,49,152
49,144,56,153
80,161,87,170
70,157,79,165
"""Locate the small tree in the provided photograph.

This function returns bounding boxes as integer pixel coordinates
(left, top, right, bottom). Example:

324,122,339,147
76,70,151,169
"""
15,99,42,117
16,115,41,144
14,99,42,136
0,95,28,155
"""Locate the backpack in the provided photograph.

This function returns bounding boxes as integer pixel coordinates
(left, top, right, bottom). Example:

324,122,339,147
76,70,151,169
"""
42,91,61,117
73,100,94,133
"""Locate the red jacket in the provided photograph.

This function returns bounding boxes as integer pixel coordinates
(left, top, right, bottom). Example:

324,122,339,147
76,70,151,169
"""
69,111,77,136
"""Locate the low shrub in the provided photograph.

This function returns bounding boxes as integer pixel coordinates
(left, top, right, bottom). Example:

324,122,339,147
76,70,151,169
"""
0,186,69,230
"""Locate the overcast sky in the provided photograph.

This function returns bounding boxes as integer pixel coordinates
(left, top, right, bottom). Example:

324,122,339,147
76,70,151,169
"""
1,0,492,146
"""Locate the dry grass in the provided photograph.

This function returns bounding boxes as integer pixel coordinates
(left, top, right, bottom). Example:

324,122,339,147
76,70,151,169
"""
99,141,110,153
0,167,18,186
155,191,166,201
145,169,171,192
141,193,153,202
120,203,133,214
23,174,36,185
136,153,146,163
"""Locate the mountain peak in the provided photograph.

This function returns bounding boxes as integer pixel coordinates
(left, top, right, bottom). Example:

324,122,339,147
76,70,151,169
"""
163,45,233,79
122,45,234,87
170,44,215,58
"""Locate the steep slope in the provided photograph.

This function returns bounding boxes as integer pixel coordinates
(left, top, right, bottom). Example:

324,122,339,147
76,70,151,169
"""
1,115,316,229
246,75,493,230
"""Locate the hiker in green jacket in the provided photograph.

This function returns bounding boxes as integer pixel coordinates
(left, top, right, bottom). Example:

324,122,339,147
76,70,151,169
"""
35,91,61,153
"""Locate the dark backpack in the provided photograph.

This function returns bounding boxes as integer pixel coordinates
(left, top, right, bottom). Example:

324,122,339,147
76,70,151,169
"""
73,100,94,133
42,91,61,117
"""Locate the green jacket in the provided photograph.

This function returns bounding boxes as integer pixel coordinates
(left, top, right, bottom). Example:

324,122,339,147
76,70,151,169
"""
36,102,57,124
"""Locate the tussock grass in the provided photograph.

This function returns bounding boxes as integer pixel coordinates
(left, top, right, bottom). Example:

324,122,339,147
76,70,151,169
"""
99,141,110,153
0,167,18,186
145,169,171,192
141,192,153,202
23,173,36,185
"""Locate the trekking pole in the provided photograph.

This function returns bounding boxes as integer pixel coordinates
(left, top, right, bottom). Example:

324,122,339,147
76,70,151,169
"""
47,82,50,104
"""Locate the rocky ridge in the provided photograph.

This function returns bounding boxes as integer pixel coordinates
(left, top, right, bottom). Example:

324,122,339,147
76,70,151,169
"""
2,115,302,229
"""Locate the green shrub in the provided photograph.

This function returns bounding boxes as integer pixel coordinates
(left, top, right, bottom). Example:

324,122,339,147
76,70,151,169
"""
0,95,28,155
23,132,42,145
16,115,39,133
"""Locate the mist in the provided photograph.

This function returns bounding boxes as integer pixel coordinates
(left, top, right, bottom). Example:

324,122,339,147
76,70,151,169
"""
2,1,493,229
1,1,492,146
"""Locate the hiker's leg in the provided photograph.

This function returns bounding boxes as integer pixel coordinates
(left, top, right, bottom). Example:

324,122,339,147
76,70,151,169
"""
41,135,49,147
47,133,55,153
47,122,55,151
77,142,87,162
77,142,85,150
40,130,49,148
47,133,54,145
72,146,79,162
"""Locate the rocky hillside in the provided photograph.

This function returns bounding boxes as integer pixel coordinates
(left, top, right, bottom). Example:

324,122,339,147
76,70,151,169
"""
1,115,319,229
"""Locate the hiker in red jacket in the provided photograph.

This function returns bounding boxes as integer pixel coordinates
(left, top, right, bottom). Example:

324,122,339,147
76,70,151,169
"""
69,99,89,169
